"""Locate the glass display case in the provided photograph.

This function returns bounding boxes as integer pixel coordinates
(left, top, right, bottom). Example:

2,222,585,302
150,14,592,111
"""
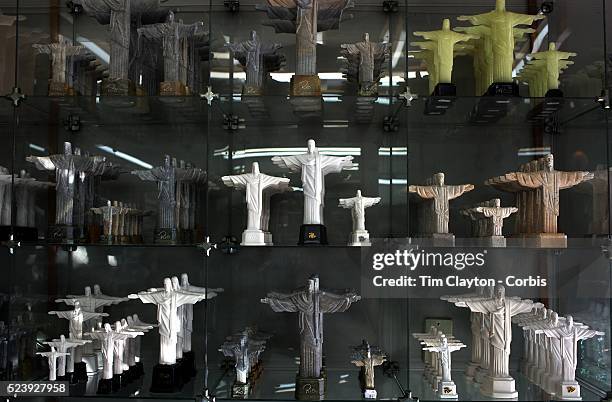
0,0,610,401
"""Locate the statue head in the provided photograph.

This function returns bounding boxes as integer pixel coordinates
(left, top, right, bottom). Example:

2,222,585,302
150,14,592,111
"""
133,314,140,322
114,321,122,331
307,139,316,154
363,33,370,42
494,285,505,301
60,334,66,342
440,334,448,347
73,301,81,312
104,323,112,332
94,284,101,295
171,276,180,291
121,318,128,328
548,42,556,51
308,275,319,293
565,315,574,329
127,316,134,326
493,198,501,207
163,278,173,292
434,172,445,186
252,162,260,175
442,19,451,31
549,311,559,326
544,154,554,171
484,285,494,298
84,286,92,296
63,142,72,155
181,273,189,287
356,190,362,197
167,10,175,23
250,30,257,41
495,0,506,11
164,155,171,168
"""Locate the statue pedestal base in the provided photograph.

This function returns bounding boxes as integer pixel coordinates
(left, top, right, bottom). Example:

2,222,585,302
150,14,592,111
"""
101,79,136,108
295,375,325,401
424,83,456,116
0,226,38,241
524,233,567,248
243,85,264,96
82,353,98,374
419,233,455,247
150,363,183,393
557,381,581,400
299,224,328,245
241,229,266,246
181,351,196,381
485,82,520,97
98,234,116,245
97,378,114,394
160,81,188,97
438,381,458,399
364,388,377,399
355,96,377,124
480,236,506,247
474,367,487,384
481,376,518,399
48,81,73,96
154,228,178,245
232,382,250,399
464,362,479,380
348,230,371,246
112,373,127,391
544,375,560,396
73,362,88,383
264,232,273,246
290,75,321,97
135,361,144,378
358,82,378,97
48,225,81,243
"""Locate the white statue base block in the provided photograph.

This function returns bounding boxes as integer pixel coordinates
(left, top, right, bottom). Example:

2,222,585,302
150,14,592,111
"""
464,362,479,380
364,389,377,399
481,236,506,247
419,233,455,247
82,353,99,374
481,376,519,399
557,381,581,400
438,381,458,399
349,230,371,246
475,367,487,384
241,229,266,246
264,232,273,246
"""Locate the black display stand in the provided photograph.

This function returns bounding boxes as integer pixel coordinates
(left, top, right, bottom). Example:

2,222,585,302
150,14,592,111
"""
48,225,81,243
112,373,124,391
424,83,456,115
299,224,328,245
295,375,325,401
180,351,196,381
97,378,113,394
73,362,88,383
150,363,183,393
485,82,520,97
135,361,144,378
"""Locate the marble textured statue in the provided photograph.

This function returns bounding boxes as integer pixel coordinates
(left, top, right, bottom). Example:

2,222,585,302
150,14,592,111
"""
457,0,545,86
486,154,593,247
228,30,285,96
453,285,533,398
412,19,478,95
33,34,88,96
409,173,474,245
86,323,131,393
272,139,355,244
37,347,70,381
27,142,105,241
43,335,83,380
340,33,389,96
257,0,353,96
75,0,167,96
261,275,360,400
338,190,381,246
350,340,386,399
422,333,466,399
222,162,290,246
128,277,208,392
461,199,517,246
137,11,206,95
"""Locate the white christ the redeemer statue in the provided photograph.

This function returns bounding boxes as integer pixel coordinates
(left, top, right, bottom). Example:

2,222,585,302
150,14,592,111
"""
128,277,208,365
222,162,290,245
272,139,355,226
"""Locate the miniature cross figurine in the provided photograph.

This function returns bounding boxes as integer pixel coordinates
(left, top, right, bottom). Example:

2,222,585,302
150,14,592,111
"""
338,190,381,246
43,335,83,380
128,277,208,365
37,347,70,381
33,34,88,96
56,286,124,330
457,0,545,84
340,33,389,96
261,275,360,400
227,30,285,95
48,301,108,340
453,285,533,399
527,42,576,94
220,331,267,398
180,273,222,354
350,340,386,399
537,315,604,400
422,334,466,399
222,162,290,246
409,173,474,245
475,199,518,236
413,19,478,89
272,139,355,245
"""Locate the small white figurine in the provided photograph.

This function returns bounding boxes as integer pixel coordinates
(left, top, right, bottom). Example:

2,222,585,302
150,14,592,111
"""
338,190,381,246
37,347,70,381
